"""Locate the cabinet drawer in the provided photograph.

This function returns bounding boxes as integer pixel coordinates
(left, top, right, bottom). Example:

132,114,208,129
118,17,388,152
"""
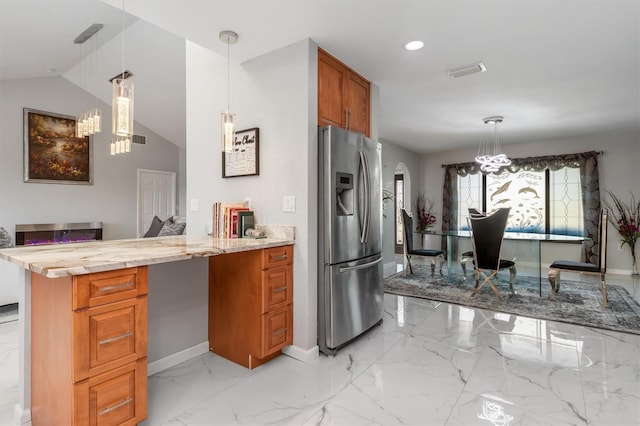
74,267,149,310
262,265,293,313
73,297,148,381
262,245,293,269
74,359,147,426
262,305,292,357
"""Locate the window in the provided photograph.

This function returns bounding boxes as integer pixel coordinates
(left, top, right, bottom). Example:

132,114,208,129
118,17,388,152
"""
456,167,583,235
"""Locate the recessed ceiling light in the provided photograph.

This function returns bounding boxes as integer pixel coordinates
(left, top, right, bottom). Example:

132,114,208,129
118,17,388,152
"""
404,40,424,51
45,68,57,75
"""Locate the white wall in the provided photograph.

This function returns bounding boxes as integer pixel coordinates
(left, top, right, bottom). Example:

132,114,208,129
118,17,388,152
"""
185,38,318,353
0,76,182,240
417,129,640,273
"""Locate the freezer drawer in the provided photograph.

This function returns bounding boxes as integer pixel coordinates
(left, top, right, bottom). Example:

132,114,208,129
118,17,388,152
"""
319,255,383,353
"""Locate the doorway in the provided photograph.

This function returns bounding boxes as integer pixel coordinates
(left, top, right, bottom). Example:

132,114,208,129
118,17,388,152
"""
137,169,176,237
394,174,404,254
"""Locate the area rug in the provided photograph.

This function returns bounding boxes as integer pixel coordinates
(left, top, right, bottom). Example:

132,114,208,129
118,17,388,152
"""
384,265,640,335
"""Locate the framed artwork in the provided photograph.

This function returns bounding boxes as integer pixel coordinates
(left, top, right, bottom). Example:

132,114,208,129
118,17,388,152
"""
23,108,93,184
222,127,259,178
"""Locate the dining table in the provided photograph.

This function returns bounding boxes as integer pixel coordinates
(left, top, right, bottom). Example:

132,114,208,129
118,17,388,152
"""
425,230,588,296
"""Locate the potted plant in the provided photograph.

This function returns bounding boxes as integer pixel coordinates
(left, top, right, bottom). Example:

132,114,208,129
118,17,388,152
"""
605,190,640,275
415,193,437,233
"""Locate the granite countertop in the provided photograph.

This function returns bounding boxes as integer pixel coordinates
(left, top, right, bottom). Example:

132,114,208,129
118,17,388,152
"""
0,234,295,278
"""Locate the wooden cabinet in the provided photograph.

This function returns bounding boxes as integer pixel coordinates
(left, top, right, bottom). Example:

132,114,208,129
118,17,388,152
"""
31,267,148,426
209,245,293,369
318,48,371,136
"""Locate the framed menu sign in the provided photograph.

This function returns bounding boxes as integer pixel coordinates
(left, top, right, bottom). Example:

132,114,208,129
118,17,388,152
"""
222,127,259,178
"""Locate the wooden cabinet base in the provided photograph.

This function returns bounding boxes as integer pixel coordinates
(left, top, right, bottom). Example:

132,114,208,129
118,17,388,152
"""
31,267,148,426
209,246,293,369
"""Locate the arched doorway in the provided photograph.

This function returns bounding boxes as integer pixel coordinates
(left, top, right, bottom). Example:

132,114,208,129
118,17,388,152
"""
394,163,411,255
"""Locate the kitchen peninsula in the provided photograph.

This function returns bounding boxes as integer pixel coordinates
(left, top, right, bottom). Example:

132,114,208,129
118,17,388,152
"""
0,231,295,426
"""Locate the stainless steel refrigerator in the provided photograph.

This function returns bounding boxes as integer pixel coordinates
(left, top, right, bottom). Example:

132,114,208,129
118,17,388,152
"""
318,125,383,355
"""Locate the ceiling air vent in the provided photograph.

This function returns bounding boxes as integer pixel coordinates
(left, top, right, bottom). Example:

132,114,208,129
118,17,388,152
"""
447,61,487,78
132,134,146,145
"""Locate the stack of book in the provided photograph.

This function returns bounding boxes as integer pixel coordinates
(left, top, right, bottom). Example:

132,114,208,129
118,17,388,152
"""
212,202,254,238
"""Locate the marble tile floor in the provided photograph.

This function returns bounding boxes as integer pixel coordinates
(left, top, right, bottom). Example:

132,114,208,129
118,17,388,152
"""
0,274,638,425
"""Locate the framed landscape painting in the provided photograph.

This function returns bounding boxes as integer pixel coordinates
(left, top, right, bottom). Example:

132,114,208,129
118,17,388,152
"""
23,108,93,184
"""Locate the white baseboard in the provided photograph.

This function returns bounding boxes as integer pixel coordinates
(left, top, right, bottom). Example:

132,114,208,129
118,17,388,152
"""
14,404,30,425
147,341,210,376
282,344,319,363
383,261,399,277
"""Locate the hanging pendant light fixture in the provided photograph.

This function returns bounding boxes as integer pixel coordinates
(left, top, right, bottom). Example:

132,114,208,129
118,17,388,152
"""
219,30,238,153
475,116,511,172
74,23,103,138
111,0,134,155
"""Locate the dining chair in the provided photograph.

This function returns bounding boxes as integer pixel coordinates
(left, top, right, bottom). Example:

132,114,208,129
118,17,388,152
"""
467,207,516,301
460,208,484,278
401,209,445,278
548,209,608,307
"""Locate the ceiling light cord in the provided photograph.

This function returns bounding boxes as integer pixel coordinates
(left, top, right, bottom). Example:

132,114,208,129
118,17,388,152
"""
121,0,125,80
227,36,230,112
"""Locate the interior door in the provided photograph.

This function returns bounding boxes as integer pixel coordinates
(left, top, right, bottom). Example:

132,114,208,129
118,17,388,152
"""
137,169,176,236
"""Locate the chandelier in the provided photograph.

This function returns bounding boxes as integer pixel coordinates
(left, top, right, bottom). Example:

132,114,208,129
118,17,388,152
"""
111,0,133,155
74,24,103,138
475,116,511,172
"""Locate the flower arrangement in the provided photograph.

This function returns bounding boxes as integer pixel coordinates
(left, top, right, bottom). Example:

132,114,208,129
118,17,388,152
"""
415,193,437,233
604,190,640,275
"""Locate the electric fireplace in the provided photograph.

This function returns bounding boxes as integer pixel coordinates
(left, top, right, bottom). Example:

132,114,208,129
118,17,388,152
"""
15,222,103,246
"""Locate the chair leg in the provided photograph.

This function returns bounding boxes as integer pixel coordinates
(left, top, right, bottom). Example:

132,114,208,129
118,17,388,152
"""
405,254,413,275
471,270,503,301
460,258,467,279
509,265,516,295
438,254,444,277
430,257,436,277
600,273,608,308
548,269,560,300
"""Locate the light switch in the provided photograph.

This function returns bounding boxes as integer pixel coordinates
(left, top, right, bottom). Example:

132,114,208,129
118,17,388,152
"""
190,198,199,211
283,195,296,212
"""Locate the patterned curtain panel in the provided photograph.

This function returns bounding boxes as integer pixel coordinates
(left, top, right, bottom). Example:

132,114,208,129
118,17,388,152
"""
442,151,601,262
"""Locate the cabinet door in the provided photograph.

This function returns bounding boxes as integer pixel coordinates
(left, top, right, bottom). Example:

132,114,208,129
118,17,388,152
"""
318,50,345,128
74,297,148,381
262,305,292,357
262,265,293,313
74,360,147,426
345,72,370,136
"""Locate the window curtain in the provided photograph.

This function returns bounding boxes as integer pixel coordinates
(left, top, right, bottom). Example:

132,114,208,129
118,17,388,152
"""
442,151,601,262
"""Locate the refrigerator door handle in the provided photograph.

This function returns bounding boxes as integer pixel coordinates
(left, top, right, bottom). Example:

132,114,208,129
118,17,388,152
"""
359,151,368,244
338,256,382,273
363,150,371,243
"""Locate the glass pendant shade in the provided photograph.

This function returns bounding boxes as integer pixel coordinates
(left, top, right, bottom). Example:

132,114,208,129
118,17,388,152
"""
91,108,102,133
222,110,236,153
112,78,134,137
110,136,131,155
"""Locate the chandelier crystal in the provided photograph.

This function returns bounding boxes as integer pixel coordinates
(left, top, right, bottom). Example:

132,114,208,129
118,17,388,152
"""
475,116,511,172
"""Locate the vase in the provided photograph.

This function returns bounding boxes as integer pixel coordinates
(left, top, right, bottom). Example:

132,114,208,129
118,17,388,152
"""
632,254,639,276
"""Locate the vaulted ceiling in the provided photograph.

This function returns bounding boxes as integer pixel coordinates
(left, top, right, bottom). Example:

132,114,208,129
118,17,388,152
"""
2,0,638,153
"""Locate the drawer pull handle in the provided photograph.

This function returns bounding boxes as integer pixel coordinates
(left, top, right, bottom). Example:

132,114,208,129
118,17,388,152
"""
273,327,287,336
99,281,134,292
273,286,287,293
99,398,133,415
99,331,133,345
271,254,288,261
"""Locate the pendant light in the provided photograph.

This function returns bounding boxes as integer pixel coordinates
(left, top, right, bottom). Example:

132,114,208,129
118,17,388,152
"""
475,116,511,172
74,23,103,138
111,0,134,154
220,30,238,153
